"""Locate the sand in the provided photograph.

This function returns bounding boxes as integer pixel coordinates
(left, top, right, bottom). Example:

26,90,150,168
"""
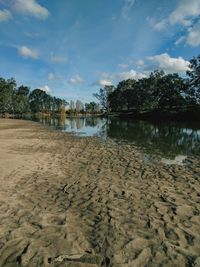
0,118,199,267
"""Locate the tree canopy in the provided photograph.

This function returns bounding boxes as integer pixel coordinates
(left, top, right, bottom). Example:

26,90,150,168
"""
94,55,200,117
0,78,67,115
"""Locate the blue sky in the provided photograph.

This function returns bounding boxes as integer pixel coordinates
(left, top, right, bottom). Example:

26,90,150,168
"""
0,0,200,103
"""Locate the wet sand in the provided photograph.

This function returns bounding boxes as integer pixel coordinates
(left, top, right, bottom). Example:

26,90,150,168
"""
0,119,200,267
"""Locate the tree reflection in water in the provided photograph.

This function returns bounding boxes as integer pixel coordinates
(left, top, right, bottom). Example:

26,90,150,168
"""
106,118,200,159
21,115,200,159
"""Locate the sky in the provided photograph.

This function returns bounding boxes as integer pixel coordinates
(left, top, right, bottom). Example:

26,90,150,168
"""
0,0,200,103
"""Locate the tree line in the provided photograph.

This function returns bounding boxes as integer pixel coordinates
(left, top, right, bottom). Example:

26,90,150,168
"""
0,78,67,115
0,77,102,116
68,100,100,115
1,54,199,119
94,55,200,118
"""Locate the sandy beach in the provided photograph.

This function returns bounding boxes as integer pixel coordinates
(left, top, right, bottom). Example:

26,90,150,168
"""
0,119,199,267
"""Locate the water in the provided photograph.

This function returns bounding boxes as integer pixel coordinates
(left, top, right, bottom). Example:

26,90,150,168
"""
22,115,200,160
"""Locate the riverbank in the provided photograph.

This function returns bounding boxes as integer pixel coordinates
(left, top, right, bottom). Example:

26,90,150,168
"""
111,105,200,122
0,119,200,266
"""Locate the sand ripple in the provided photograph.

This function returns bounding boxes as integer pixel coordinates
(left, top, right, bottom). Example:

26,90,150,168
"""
0,119,200,267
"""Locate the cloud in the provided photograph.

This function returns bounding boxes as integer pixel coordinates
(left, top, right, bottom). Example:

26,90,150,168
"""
146,53,190,73
48,73,55,81
136,59,144,66
118,63,129,68
0,9,12,22
18,46,39,59
91,79,113,87
186,20,200,46
154,0,200,30
168,0,200,27
98,69,147,84
154,0,200,48
50,55,68,63
98,54,190,85
175,36,185,46
154,19,167,31
68,74,84,85
12,0,50,20
40,85,51,93
115,69,147,80
121,0,135,20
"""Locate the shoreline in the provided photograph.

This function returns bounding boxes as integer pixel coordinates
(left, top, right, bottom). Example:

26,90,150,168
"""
1,109,200,124
0,119,200,266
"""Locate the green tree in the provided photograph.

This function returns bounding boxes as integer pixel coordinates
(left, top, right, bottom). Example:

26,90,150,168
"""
0,77,16,114
93,85,114,112
14,85,30,114
107,71,188,113
85,102,99,113
29,89,47,113
187,55,200,104
117,79,137,110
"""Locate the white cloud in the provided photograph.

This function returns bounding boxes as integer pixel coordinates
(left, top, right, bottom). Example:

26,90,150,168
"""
116,69,147,80
175,36,185,46
154,19,167,31
168,0,200,26
122,0,135,20
91,79,113,87
12,0,50,20
136,59,144,66
147,53,190,73
154,0,200,30
18,46,39,59
98,69,147,84
186,20,200,46
0,9,12,22
98,54,190,85
48,73,55,81
68,74,84,85
50,55,68,63
40,85,51,93
118,63,129,68
153,0,200,42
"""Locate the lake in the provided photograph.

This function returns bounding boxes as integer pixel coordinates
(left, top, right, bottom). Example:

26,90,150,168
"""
23,115,200,161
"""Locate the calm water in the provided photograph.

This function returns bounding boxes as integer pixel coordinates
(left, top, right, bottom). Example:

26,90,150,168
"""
23,115,200,160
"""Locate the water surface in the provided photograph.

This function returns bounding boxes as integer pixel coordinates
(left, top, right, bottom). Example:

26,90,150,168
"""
20,115,200,160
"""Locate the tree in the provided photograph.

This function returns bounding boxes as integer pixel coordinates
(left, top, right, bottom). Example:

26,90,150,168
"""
155,73,186,110
59,99,68,114
0,77,16,114
76,100,84,113
187,55,200,104
29,89,47,113
0,76,67,115
116,79,137,111
14,85,30,114
93,85,114,112
108,89,122,111
141,71,186,110
69,100,75,114
85,102,100,113
107,70,189,113
108,78,147,112
17,85,30,96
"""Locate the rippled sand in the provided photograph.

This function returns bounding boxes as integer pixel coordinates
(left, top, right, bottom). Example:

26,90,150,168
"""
0,119,200,267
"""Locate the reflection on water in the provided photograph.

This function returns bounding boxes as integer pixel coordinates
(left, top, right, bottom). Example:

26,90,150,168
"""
33,116,108,137
23,115,200,159
105,119,200,159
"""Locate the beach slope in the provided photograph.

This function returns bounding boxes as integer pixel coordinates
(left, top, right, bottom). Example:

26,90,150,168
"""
0,119,199,267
